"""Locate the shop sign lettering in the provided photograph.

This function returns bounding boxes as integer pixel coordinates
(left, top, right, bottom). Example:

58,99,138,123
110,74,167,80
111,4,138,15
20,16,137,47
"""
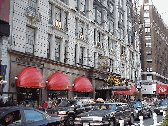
15,56,43,67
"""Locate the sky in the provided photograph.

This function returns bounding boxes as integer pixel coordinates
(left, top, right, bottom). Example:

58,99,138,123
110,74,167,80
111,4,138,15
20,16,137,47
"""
139,0,168,26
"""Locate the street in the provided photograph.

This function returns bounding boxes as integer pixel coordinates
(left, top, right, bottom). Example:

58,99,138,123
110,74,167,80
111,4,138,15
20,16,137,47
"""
133,106,164,126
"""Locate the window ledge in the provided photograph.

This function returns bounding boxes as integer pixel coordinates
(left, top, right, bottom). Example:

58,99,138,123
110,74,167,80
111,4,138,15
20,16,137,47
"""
48,24,68,33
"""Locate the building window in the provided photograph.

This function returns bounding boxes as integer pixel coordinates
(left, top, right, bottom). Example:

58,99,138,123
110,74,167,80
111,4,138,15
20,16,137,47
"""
144,11,149,18
144,5,149,10
79,47,83,66
97,9,102,25
55,37,61,61
97,31,103,48
94,29,96,45
55,7,61,28
146,68,152,72
75,0,79,10
147,75,153,80
145,27,150,32
87,49,89,66
64,41,67,63
146,59,152,64
28,0,37,8
75,19,78,37
79,0,87,15
107,16,114,34
47,34,51,58
108,1,114,15
144,18,150,27
108,37,113,53
146,43,151,47
109,59,113,72
146,51,152,55
119,0,123,8
145,35,151,40
26,26,35,54
121,46,125,56
74,44,77,65
94,52,96,67
79,21,84,39
62,11,67,31
49,3,52,24
54,7,67,30
60,0,67,4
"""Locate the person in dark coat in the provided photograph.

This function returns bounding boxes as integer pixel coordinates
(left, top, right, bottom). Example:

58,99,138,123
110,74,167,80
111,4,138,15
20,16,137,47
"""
0,98,4,107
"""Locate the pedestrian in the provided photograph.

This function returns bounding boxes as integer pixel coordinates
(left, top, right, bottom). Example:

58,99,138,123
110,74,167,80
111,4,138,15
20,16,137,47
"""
42,101,45,111
39,105,42,110
34,100,38,109
44,101,48,112
0,98,4,107
48,99,52,109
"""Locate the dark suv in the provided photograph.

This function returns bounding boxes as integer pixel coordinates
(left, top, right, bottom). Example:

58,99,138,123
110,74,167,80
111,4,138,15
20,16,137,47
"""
47,99,92,125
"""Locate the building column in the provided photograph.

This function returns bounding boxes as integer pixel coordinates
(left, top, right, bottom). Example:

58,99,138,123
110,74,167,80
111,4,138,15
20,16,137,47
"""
50,34,55,60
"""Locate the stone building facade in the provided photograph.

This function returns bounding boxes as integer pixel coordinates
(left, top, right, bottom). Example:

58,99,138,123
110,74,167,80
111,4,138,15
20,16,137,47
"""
140,0,168,96
0,0,141,104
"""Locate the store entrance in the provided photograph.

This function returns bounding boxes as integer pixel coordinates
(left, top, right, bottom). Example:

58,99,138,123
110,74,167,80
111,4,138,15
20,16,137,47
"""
17,87,39,106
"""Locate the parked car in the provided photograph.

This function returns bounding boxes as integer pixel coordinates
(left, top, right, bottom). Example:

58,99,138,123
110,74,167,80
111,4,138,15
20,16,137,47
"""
133,101,152,119
0,106,62,126
47,99,92,126
74,102,135,126
154,99,167,115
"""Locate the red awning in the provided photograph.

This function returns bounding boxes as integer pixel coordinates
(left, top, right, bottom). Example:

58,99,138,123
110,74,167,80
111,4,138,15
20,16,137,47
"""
47,72,72,90
114,86,137,95
17,67,45,88
74,77,93,92
156,84,167,94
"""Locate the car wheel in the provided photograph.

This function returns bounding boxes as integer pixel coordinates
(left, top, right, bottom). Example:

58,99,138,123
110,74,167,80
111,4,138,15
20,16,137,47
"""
148,111,152,118
66,115,74,126
109,119,115,126
129,115,134,125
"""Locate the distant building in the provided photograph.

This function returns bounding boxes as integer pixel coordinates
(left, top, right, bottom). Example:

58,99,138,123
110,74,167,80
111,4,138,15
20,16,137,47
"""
140,0,168,97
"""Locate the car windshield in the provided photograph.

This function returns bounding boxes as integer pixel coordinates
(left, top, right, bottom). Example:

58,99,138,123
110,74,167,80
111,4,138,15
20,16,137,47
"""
91,104,115,111
58,100,77,107
161,100,167,106
134,102,142,108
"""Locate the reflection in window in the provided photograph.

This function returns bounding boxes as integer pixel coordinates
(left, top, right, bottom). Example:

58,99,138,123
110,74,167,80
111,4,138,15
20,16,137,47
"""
0,110,21,126
24,110,43,122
